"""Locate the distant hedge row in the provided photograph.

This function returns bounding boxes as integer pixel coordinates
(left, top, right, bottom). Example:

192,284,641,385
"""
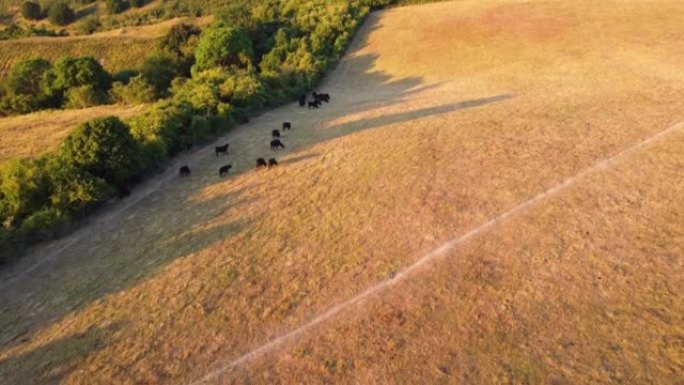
0,0,438,262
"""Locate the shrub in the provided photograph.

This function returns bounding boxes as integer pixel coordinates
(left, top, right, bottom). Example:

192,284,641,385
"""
106,0,127,14
193,24,253,73
60,116,142,187
20,1,42,20
110,75,156,104
130,0,147,8
65,85,109,108
47,2,75,26
45,56,112,105
140,53,178,97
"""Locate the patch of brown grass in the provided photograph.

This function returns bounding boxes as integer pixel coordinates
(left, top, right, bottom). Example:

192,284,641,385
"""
0,0,682,384
0,104,147,160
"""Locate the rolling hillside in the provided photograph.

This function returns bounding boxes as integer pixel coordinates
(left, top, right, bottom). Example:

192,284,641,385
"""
1,0,683,384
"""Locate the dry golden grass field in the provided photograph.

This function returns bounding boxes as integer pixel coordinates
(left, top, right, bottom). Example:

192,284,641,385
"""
0,16,211,77
1,0,683,384
0,104,148,160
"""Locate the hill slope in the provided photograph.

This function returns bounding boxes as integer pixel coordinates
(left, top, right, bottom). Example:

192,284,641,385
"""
1,0,683,384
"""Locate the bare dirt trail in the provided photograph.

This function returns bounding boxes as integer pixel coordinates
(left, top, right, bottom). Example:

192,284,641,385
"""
1,1,684,384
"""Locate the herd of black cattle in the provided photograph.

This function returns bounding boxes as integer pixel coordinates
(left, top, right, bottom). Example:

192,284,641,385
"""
178,91,331,178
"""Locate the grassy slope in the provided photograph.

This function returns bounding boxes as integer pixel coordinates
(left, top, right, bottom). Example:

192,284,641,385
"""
0,16,210,76
0,0,683,384
0,104,148,160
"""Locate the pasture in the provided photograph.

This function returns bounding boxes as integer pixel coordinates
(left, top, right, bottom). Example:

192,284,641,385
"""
1,0,683,384
0,104,147,160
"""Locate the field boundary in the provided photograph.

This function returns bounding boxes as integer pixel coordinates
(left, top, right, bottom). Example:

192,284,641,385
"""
190,120,684,384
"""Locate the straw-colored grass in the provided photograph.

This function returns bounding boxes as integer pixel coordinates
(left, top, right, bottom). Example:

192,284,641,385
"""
0,104,148,160
0,0,682,384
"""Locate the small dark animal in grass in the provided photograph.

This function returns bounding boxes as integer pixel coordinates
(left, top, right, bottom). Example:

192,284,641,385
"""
179,165,191,177
270,139,285,150
319,93,330,102
282,122,291,130
215,143,229,157
256,158,268,169
268,158,278,168
314,92,330,103
272,129,280,139
219,164,232,177
299,94,306,107
308,100,320,109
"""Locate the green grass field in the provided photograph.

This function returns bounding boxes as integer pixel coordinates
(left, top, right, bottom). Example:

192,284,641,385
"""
0,0,682,384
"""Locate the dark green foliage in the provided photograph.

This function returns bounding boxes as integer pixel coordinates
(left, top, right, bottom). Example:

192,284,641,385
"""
159,23,201,76
130,0,147,7
140,53,179,97
0,58,53,114
60,116,142,187
44,56,112,107
106,0,128,14
47,1,75,26
20,1,42,20
193,24,254,73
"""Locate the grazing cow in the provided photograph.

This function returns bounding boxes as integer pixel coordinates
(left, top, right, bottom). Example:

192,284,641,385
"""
219,164,232,177
270,139,285,150
256,158,268,169
272,129,280,139
282,122,292,130
299,94,307,107
308,100,320,109
179,165,191,177
215,143,229,157
318,93,330,103
268,158,278,167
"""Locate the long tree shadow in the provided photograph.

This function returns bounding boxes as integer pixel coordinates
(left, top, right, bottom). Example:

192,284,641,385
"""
0,9,515,374
0,323,121,385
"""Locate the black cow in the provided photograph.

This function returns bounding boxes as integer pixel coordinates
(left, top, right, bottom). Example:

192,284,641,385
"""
272,129,280,138
313,91,330,103
299,94,307,107
268,158,278,167
308,100,320,109
256,158,268,169
270,139,285,150
179,165,191,177
215,143,229,157
219,164,232,177
282,122,292,130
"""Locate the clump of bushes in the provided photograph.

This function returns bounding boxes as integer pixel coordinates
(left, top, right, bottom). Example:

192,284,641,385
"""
20,1,42,20
47,1,75,26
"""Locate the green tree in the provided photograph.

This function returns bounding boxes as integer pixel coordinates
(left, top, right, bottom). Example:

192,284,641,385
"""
44,56,112,105
0,159,50,226
141,53,178,97
3,58,53,112
60,116,142,187
193,24,253,73
110,74,156,104
47,1,74,26
20,1,42,20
